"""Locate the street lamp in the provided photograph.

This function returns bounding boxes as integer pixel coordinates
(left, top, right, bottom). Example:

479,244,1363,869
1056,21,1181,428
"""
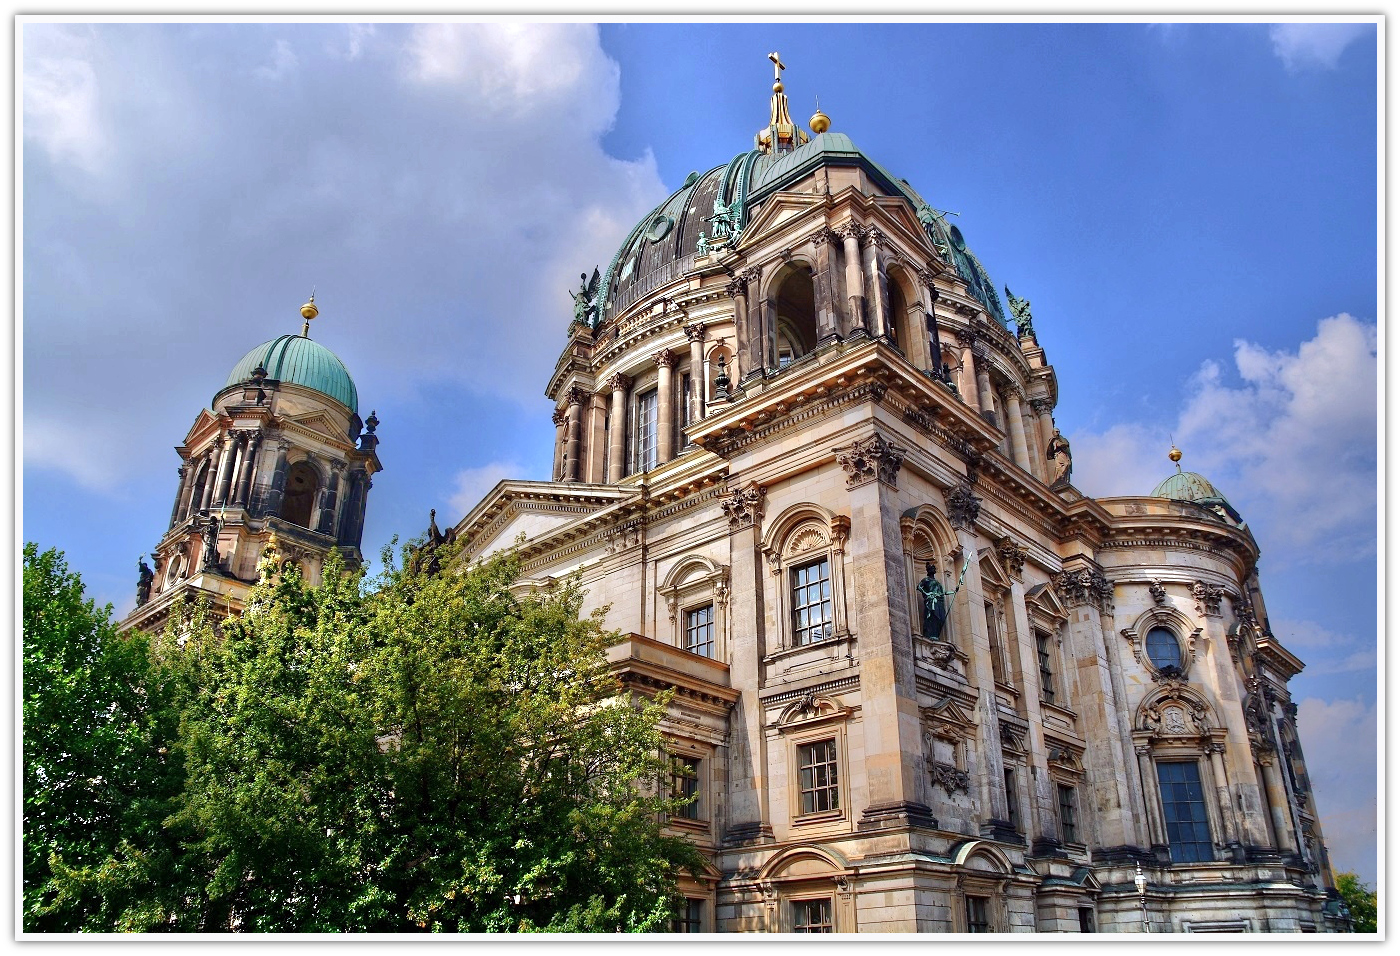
1134,862,1150,933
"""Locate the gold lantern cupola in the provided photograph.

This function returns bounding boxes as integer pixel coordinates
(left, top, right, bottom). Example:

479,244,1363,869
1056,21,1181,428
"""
756,52,811,155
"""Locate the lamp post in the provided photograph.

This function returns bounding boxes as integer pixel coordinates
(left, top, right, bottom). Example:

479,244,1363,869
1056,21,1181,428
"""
1134,862,1150,933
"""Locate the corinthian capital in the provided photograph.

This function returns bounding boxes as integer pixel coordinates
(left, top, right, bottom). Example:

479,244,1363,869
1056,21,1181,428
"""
551,408,568,426
836,433,906,489
652,348,676,369
836,220,863,243
565,385,589,407
684,322,706,342
605,372,632,393
953,326,976,348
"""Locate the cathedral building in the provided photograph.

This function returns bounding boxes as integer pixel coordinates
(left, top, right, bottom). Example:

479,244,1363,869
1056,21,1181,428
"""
124,56,1343,933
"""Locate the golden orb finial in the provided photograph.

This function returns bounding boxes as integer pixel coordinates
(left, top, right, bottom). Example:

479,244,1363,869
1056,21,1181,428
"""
300,291,318,337
810,96,830,135
1169,438,1183,472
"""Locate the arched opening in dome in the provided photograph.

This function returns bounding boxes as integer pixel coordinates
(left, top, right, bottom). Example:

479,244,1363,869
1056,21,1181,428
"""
885,267,918,357
188,458,211,516
281,460,320,529
770,263,817,370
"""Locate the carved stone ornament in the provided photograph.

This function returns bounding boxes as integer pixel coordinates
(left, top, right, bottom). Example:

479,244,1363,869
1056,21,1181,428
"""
566,385,590,408
1193,581,1225,617
683,322,706,342
551,408,568,426
929,761,971,795
944,483,982,531
603,521,643,554
1000,722,1026,754
920,640,958,668
1148,579,1167,605
725,276,747,299
1234,600,1257,629
740,265,763,285
917,267,939,292
996,537,1027,580
605,372,632,393
836,220,863,243
836,434,906,488
721,481,766,529
1029,397,1053,418
1055,569,1114,614
652,348,676,369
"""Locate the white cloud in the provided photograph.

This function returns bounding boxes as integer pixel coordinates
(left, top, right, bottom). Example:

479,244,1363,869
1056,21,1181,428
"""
254,39,298,81
448,460,520,517
1071,314,1377,557
1271,618,1375,675
1296,696,1377,881
24,416,132,492
22,25,107,174
1269,23,1370,72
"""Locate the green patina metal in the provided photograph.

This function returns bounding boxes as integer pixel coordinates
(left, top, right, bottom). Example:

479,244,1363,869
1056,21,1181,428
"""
223,334,358,413
1152,470,1245,526
1005,287,1036,340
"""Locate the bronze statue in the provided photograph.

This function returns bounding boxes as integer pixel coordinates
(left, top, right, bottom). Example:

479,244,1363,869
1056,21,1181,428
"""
1047,428,1072,486
201,516,221,569
136,557,154,606
569,267,601,326
916,562,949,640
1004,285,1036,340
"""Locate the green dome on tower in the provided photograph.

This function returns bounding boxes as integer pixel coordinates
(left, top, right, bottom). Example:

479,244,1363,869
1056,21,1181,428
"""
1151,466,1244,527
223,334,359,414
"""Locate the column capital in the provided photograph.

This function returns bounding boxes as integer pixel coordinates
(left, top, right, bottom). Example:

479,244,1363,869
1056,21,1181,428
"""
811,225,839,247
565,384,589,408
954,326,977,348
725,275,747,298
1193,580,1226,616
740,265,763,285
720,480,766,529
1055,568,1115,613
943,481,982,530
835,219,863,243
836,433,906,489
863,226,889,249
652,348,676,369
605,372,632,393
683,322,707,342
1029,397,1054,417
1003,383,1026,403
917,267,939,292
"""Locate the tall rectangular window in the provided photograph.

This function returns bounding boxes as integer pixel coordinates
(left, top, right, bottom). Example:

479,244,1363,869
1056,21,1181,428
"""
1079,907,1095,933
1057,783,1079,844
634,388,658,473
1156,761,1214,863
965,895,990,932
684,604,715,658
680,372,692,431
797,738,839,815
792,898,833,933
1037,631,1056,704
672,898,703,933
670,754,701,821
1004,767,1020,832
601,413,610,483
791,558,833,645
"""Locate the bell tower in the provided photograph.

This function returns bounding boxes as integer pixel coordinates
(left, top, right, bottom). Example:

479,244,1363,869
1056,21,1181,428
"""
122,296,383,635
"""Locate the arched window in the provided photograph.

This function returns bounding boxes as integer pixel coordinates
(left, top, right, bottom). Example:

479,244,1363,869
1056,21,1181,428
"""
281,460,319,528
1145,626,1183,671
770,264,817,369
187,459,210,516
887,276,907,349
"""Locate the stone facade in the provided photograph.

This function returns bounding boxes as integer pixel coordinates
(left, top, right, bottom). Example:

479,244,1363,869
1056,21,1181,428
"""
452,76,1344,933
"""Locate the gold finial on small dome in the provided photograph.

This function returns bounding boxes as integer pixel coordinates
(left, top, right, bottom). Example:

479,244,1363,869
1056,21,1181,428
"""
757,52,809,155
810,95,830,135
300,291,318,337
1169,437,1183,472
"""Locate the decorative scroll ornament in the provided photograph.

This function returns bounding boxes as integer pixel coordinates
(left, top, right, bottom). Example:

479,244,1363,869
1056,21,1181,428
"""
929,761,971,795
721,481,766,529
836,434,906,488
1148,579,1167,605
1193,580,1225,617
944,483,982,530
996,537,1027,580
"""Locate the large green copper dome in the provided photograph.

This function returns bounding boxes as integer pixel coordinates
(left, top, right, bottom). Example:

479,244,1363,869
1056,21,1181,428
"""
1152,470,1244,526
223,334,358,413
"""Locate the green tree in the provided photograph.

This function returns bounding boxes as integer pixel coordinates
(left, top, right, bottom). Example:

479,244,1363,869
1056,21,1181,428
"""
41,537,702,932
22,544,184,931
1335,873,1377,933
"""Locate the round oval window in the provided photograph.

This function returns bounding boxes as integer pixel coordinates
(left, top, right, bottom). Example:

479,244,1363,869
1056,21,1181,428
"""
646,215,673,242
1145,626,1182,671
948,224,968,252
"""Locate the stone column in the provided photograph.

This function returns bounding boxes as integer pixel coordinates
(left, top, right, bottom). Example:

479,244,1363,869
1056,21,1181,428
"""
1006,570,1058,846
1136,745,1169,850
234,431,262,507
975,350,997,425
349,476,372,549
742,266,766,380
720,481,772,844
263,440,290,518
864,228,891,340
654,349,675,465
1030,398,1055,482
169,463,191,528
1207,742,1242,847
313,460,339,534
954,328,979,406
1259,750,1301,855
586,393,608,483
812,228,839,343
944,483,1012,836
837,435,935,831
839,221,867,336
551,407,568,481
213,432,241,507
565,386,585,482
199,438,225,513
337,472,362,545
918,271,940,373
727,276,751,382
685,323,706,422
607,373,630,482
1003,388,1032,471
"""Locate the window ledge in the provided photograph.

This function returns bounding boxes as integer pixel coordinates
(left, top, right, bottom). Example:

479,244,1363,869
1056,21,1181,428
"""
667,816,710,833
793,809,846,827
763,630,853,666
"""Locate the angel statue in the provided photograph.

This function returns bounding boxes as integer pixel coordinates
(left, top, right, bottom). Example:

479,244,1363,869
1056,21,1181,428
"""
1004,286,1036,340
569,267,601,327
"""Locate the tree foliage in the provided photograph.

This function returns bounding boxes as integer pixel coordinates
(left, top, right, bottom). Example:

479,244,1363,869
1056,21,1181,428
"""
1335,872,1377,933
23,538,702,932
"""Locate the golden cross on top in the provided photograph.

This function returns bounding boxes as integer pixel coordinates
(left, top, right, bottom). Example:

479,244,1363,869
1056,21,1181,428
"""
768,51,785,81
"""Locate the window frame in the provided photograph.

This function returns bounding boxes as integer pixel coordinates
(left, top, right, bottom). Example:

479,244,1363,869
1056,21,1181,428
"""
660,558,730,663
1004,765,1021,833
1057,782,1080,846
965,894,991,933
1036,630,1058,705
790,896,834,933
1145,625,1185,673
633,386,658,474
1155,758,1215,864
673,897,703,933
790,556,835,647
796,737,840,816
784,717,850,828
670,753,702,822
683,602,716,659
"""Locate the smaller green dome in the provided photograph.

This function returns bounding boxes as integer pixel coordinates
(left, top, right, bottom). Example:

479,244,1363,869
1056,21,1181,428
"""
223,334,358,413
1152,470,1244,526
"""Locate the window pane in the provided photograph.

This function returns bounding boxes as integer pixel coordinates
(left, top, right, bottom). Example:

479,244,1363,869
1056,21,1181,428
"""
798,739,839,814
793,898,832,932
1004,767,1020,831
684,604,715,658
1037,632,1056,703
635,389,658,472
966,896,990,932
1145,626,1183,671
673,898,703,933
1058,784,1078,844
1157,761,1214,863
792,558,833,645
670,755,701,820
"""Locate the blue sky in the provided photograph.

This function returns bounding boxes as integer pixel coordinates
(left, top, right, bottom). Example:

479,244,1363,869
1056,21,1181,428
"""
20,19,1378,883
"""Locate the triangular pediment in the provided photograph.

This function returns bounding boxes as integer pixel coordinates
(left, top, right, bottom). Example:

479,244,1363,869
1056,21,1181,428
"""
182,408,222,447
283,409,346,443
457,480,637,561
922,694,975,729
739,191,827,247
978,547,1013,590
870,194,936,252
1024,582,1070,623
